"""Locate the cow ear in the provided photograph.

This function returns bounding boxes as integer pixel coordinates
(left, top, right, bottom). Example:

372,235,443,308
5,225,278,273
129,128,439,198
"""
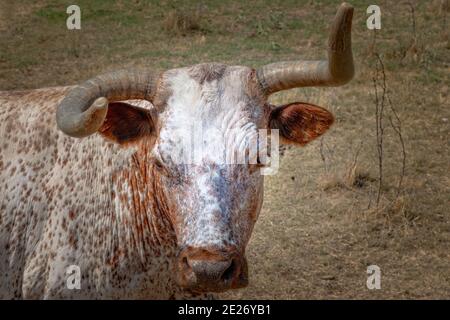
98,102,156,145
269,102,334,146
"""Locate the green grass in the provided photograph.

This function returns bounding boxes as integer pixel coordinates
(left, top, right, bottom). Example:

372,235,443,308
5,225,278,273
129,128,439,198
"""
3,0,446,86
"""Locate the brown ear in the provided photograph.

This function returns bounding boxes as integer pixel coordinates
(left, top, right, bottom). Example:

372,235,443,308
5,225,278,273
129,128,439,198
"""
98,102,156,145
269,102,334,146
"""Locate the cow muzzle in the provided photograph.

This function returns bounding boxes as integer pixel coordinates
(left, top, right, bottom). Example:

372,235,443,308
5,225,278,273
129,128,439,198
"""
177,247,248,292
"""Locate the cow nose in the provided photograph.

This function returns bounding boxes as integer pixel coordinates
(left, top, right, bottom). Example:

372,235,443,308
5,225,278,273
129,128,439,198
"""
190,259,234,283
177,248,248,292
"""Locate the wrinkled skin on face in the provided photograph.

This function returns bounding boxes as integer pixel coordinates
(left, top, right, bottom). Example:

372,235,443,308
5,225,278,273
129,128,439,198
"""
156,65,266,248
151,64,268,291
97,63,334,292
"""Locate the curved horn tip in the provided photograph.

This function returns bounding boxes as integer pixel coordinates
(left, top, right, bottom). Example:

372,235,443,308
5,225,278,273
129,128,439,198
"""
253,2,356,94
339,2,353,11
92,97,108,110
335,2,354,25
334,3,354,25
76,97,109,137
56,69,161,139
56,97,109,138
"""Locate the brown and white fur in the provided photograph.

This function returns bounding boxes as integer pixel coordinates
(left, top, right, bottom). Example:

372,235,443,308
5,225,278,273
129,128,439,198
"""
0,63,334,299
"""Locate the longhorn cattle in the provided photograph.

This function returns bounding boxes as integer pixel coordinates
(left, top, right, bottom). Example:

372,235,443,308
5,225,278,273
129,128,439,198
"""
0,3,354,299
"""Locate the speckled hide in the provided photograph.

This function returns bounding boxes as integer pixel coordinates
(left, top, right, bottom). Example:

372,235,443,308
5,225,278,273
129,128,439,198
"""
0,86,183,299
0,63,334,299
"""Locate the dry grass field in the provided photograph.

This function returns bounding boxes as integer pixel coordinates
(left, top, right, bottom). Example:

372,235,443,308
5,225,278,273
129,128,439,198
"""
0,0,448,299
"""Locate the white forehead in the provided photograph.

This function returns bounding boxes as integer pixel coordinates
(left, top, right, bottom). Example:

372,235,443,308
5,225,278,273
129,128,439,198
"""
156,64,264,165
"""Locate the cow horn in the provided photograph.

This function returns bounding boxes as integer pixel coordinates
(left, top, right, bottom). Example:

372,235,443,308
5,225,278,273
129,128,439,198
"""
56,69,160,138
256,2,354,95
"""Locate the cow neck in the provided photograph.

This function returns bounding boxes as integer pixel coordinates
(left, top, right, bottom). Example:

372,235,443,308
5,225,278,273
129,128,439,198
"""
110,139,177,264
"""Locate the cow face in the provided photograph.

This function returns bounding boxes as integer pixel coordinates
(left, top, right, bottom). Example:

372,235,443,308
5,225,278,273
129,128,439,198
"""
57,3,353,293
153,64,268,292
95,63,334,292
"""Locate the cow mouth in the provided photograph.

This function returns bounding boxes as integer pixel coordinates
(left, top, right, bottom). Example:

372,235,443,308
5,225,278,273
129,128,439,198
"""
186,269,249,293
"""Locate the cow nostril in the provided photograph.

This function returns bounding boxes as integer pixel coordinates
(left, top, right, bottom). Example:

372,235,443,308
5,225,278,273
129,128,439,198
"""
221,259,236,282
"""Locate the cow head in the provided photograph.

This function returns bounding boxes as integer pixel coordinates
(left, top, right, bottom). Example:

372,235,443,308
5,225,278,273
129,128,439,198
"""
56,3,354,293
